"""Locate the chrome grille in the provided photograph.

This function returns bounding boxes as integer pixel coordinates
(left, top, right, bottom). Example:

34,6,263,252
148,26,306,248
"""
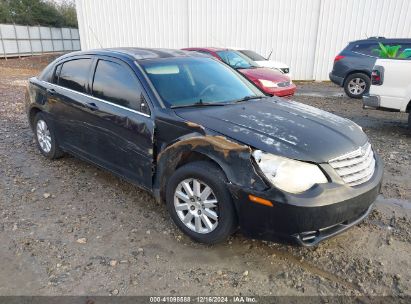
329,142,375,187
278,81,291,87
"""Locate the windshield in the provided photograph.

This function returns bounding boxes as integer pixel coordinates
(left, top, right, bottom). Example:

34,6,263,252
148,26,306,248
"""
140,57,263,108
216,50,258,69
239,50,267,61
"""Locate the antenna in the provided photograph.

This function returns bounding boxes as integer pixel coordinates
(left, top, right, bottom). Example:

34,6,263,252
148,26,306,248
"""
267,49,273,60
87,24,103,48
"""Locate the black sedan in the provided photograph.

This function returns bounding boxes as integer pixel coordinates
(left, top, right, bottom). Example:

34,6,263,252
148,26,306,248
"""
25,48,383,246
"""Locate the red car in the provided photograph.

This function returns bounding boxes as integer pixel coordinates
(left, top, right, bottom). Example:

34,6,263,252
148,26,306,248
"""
182,47,296,97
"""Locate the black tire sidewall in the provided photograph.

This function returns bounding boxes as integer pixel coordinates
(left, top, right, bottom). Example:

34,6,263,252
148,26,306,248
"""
166,161,237,244
33,112,62,159
344,73,370,99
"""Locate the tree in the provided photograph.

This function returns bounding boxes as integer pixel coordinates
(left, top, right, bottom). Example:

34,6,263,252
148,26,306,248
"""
58,0,77,28
0,0,78,27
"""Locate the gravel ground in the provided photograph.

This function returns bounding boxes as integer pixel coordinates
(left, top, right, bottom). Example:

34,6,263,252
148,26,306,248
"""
0,55,410,297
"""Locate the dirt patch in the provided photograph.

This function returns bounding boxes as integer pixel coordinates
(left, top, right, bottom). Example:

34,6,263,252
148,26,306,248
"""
0,55,410,297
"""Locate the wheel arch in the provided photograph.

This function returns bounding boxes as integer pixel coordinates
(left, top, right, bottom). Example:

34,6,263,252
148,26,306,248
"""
343,70,371,84
28,106,42,130
153,135,267,204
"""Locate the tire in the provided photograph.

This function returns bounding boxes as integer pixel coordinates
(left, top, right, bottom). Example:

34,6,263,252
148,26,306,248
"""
33,112,64,159
343,73,371,99
408,113,411,129
165,161,237,244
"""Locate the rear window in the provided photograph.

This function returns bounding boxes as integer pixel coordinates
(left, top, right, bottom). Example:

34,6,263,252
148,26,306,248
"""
58,58,92,93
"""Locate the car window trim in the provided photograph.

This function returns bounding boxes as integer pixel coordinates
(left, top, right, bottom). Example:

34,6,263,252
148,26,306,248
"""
40,80,151,118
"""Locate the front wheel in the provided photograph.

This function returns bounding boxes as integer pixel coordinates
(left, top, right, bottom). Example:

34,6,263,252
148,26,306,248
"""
344,73,370,99
166,161,237,244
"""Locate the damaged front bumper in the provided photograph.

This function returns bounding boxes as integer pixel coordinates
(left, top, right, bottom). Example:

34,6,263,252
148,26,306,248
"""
227,155,383,246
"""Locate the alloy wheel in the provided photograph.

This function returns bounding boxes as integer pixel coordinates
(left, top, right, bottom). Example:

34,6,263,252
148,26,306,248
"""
36,119,52,153
347,78,366,95
174,178,219,234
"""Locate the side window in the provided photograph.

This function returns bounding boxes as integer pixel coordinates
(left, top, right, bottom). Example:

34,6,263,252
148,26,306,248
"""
352,43,378,56
387,43,411,59
92,59,149,114
58,59,91,93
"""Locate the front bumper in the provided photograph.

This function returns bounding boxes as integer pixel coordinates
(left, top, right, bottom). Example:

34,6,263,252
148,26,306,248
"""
265,83,297,97
228,155,383,246
362,93,380,109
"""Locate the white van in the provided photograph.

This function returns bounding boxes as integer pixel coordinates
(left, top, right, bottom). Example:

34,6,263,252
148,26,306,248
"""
363,58,411,127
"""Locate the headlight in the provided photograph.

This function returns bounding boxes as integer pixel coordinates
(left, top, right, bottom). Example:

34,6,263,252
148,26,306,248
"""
252,150,328,193
259,79,278,88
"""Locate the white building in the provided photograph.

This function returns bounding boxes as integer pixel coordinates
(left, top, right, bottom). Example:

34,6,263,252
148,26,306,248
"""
75,0,411,80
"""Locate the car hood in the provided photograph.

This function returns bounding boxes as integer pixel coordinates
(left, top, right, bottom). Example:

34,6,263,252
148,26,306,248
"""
238,67,290,82
173,98,367,163
255,60,289,69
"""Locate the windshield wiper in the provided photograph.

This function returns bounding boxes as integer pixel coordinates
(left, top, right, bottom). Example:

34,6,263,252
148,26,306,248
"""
170,100,227,109
232,95,267,103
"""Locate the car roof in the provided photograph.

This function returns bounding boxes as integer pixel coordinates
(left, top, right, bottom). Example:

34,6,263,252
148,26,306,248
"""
183,47,231,52
59,48,200,62
350,37,411,44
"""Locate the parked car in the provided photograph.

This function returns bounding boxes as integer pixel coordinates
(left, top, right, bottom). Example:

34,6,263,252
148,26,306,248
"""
329,37,411,99
363,58,411,127
235,48,292,78
182,47,296,97
26,48,382,246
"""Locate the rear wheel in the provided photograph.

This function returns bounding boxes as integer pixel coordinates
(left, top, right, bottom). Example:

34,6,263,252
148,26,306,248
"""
34,112,64,159
344,73,370,99
166,161,237,244
408,113,411,129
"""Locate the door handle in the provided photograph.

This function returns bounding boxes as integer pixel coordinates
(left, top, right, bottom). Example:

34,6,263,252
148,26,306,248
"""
47,88,56,95
85,102,98,111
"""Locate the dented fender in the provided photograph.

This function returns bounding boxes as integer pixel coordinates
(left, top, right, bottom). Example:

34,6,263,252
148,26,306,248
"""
153,132,268,203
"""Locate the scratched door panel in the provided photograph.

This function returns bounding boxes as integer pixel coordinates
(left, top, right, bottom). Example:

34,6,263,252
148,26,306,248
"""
81,100,154,190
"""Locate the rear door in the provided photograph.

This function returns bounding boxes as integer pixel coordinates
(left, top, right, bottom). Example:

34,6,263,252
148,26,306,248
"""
84,57,154,189
46,57,94,150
